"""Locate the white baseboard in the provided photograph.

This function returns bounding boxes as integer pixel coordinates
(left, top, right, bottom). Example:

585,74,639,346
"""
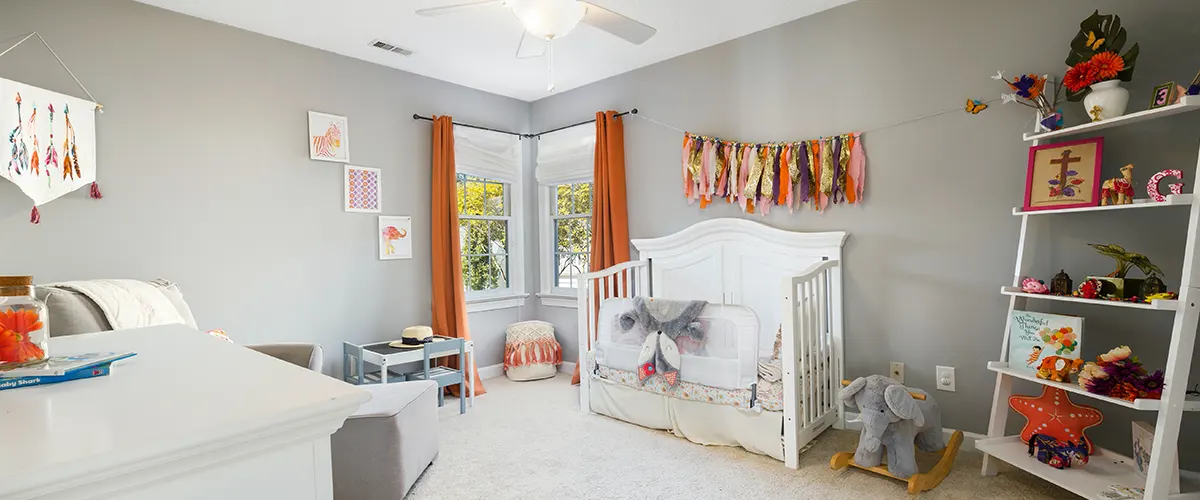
478,363,505,380
560,361,576,375
842,412,984,454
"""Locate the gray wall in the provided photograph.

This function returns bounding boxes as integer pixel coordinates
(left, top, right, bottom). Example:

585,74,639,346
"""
0,0,533,372
530,0,1200,466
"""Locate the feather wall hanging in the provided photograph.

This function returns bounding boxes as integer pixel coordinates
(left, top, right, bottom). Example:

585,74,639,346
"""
681,132,866,215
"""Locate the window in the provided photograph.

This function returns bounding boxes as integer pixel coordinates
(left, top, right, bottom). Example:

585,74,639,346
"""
546,181,592,297
457,173,511,296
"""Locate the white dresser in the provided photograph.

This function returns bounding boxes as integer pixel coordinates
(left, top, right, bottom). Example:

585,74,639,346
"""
0,325,370,500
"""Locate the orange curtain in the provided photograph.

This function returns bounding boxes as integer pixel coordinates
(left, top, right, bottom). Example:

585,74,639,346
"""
572,111,631,385
431,115,485,396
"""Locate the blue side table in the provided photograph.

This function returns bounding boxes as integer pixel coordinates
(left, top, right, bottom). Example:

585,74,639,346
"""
342,337,473,414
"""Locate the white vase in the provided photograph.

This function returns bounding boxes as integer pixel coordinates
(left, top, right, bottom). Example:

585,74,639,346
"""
1083,80,1130,121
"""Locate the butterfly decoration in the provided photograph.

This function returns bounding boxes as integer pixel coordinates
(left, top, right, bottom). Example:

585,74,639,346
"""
965,99,989,114
1085,31,1105,51
636,331,682,387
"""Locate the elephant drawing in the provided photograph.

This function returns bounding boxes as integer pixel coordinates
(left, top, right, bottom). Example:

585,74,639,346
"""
382,226,407,255
840,375,945,479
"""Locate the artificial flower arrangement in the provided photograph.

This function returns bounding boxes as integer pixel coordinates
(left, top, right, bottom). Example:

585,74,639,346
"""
1063,11,1140,101
1078,346,1164,402
0,308,46,363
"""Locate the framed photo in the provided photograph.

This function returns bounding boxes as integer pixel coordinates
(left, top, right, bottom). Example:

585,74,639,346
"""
1150,82,1176,109
309,111,349,162
1024,138,1104,211
344,165,381,213
379,216,412,260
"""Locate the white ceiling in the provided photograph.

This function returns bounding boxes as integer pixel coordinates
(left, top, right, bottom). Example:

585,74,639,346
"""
134,0,854,102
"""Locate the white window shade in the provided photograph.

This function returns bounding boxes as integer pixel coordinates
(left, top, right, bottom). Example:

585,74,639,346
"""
454,126,522,183
535,124,595,185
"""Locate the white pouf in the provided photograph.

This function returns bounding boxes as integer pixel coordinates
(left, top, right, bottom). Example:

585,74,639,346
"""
504,320,561,382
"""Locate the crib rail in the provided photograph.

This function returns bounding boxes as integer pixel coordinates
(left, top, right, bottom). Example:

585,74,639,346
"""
577,259,652,413
780,259,844,469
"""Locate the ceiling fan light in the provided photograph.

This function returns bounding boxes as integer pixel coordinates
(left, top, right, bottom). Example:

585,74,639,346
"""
508,0,585,39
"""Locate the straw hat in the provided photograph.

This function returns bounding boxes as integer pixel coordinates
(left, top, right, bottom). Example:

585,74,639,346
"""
389,326,445,349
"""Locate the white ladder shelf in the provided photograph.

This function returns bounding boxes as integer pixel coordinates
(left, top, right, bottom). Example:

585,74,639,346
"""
981,96,1200,500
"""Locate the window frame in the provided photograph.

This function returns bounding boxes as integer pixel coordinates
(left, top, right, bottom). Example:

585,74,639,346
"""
456,169,526,312
538,180,593,308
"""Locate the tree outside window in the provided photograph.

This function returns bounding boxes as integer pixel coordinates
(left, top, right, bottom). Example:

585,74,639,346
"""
457,173,510,294
553,181,592,289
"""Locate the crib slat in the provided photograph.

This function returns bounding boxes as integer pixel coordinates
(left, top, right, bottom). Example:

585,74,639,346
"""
818,271,829,416
617,268,625,298
803,279,814,424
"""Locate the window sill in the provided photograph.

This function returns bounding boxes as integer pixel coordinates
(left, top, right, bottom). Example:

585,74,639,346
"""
537,293,578,309
465,293,529,313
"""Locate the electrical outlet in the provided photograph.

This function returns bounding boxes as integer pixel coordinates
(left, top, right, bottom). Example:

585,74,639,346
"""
937,366,956,392
889,362,905,383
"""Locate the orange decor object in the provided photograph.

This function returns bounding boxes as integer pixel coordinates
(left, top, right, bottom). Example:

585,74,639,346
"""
573,111,631,385
1009,387,1103,454
0,276,48,365
430,116,485,397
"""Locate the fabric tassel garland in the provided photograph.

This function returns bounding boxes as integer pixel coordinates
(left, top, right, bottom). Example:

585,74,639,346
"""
681,131,866,215
30,205,39,224
504,337,563,369
90,181,102,199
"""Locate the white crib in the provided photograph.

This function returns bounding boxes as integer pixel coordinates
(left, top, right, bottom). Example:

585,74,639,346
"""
577,218,847,468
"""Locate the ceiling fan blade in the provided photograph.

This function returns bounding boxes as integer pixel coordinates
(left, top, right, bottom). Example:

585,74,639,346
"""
579,1,656,44
416,0,505,17
516,31,547,59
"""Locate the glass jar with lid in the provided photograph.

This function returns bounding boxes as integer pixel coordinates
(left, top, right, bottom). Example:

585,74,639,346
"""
0,276,48,365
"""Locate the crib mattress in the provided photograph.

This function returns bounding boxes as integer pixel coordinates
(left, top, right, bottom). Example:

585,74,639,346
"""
589,375,784,461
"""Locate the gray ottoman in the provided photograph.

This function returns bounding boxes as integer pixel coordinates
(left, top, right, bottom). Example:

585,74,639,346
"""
332,381,439,499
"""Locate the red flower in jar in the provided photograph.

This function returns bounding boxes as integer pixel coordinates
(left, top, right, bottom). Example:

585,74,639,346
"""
0,309,46,363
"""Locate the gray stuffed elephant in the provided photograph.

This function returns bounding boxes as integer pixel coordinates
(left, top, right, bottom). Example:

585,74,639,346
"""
840,375,945,479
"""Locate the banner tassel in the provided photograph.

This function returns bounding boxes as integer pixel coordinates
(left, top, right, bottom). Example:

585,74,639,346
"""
89,181,103,199
30,206,40,224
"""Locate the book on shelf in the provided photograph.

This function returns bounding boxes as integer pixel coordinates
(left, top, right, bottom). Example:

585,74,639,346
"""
0,351,136,378
1132,420,1180,494
0,363,112,391
1007,311,1083,374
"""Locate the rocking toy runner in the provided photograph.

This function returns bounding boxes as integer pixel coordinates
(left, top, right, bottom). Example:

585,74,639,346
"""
830,377,964,495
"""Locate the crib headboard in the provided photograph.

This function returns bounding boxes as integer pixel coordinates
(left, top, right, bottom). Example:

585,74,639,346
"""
631,218,847,353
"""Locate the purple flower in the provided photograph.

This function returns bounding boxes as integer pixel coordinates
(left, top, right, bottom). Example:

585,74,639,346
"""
1084,374,1117,395
1048,179,1060,185
1067,170,1078,176
1062,187,1076,197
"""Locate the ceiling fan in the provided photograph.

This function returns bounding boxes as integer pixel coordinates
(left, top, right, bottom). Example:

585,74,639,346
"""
416,0,657,92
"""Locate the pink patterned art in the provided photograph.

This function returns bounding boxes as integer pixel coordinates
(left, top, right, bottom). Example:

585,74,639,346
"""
344,165,381,213
1147,169,1185,202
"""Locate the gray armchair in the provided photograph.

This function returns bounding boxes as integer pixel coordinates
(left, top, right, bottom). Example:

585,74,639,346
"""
246,343,325,372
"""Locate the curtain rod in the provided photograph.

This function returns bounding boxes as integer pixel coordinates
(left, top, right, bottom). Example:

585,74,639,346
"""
412,108,638,139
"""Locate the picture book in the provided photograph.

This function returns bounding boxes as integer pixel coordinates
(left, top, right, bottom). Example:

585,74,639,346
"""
1007,311,1083,374
0,351,135,378
0,363,111,391
1132,421,1180,493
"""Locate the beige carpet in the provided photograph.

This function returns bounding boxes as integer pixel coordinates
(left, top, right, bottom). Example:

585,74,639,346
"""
408,374,1070,500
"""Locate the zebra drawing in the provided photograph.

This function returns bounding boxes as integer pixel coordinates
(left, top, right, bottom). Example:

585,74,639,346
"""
312,122,342,159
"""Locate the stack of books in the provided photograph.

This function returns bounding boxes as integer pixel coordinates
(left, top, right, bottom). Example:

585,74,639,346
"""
0,352,136,391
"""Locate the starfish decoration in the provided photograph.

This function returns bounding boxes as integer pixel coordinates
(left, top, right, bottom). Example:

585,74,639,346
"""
1089,105,1105,122
1009,387,1103,454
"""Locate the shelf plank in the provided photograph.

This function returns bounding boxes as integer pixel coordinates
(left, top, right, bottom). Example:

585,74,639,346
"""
1024,96,1200,142
1001,287,1179,311
990,362,1170,411
976,436,1200,499
1013,194,1194,216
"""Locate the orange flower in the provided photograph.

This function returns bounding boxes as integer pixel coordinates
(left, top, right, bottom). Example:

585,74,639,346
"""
0,309,43,335
1089,52,1125,80
1064,62,1093,92
0,330,44,363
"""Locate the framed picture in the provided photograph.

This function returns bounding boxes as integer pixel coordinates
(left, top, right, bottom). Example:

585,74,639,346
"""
1024,138,1104,211
309,111,349,162
379,216,412,260
1150,82,1176,109
344,165,381,213
1189,70,1200,96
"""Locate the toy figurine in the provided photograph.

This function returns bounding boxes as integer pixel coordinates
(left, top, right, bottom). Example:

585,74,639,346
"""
1028,434,1089,470
1036,356,1084,383
1101,164,1135,206
1076,279,1102,299
1021,277,1050,294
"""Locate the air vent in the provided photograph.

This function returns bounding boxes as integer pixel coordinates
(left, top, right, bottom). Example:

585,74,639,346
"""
370,39,412,56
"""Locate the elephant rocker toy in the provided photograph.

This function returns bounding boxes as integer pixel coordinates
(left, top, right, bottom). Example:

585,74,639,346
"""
830,375,965,495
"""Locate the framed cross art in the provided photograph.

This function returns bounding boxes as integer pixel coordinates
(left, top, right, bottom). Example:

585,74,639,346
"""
1024,138,1104,211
